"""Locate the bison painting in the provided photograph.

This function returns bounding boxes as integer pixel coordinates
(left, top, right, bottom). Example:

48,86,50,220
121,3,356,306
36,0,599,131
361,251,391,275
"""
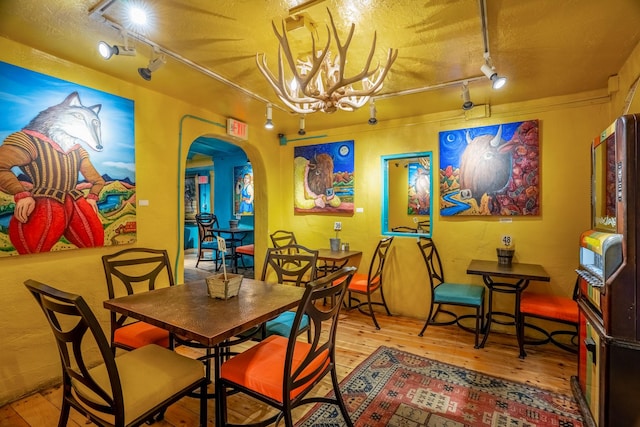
439,120,540,216
293,141,355,214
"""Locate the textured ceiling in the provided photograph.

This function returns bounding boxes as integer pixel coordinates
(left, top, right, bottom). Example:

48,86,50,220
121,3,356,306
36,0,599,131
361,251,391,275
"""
1,0,640,138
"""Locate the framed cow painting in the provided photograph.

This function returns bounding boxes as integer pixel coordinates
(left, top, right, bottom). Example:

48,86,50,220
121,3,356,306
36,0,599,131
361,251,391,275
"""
293,140,354,214
439,120,540,216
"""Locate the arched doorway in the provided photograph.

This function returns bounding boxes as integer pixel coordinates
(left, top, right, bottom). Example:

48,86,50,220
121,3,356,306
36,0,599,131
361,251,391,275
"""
184,136,254,278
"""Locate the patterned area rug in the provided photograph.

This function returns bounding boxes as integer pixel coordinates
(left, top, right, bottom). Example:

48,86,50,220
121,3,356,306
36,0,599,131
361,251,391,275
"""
299,346,583,427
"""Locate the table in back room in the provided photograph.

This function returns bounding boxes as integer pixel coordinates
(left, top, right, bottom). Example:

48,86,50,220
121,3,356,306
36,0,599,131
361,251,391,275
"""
466,259,550,351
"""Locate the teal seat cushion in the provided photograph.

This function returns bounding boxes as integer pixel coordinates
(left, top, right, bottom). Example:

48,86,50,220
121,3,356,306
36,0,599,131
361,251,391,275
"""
434,282,484,306
265,311,309,338
200,241,218,250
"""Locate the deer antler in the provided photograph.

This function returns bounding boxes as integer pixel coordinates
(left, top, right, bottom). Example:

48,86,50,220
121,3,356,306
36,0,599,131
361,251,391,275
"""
256,8,398,114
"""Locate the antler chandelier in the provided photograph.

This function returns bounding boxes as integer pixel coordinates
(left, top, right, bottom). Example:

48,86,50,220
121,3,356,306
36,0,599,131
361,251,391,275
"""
256,9,398,114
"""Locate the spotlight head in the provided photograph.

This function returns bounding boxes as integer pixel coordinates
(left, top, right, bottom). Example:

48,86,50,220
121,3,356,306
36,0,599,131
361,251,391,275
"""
461,82,474,110
368,99,378,125
481,63,506,89
138,56,165,81
264,103,274,129
98,41,136,60
298,116,306,135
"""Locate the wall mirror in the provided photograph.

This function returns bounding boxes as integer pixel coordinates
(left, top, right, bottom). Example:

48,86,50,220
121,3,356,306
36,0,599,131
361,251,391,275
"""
381,152,433,238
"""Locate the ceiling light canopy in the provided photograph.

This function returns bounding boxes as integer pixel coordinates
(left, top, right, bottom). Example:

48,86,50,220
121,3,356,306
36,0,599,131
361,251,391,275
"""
256,8,398,114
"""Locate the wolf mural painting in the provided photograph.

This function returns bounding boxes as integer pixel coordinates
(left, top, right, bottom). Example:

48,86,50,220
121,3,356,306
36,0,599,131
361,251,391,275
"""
439,120,540,216
0,61,136,256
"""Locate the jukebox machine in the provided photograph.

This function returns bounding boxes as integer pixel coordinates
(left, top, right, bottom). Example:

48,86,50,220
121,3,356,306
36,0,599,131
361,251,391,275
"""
572,114,640,426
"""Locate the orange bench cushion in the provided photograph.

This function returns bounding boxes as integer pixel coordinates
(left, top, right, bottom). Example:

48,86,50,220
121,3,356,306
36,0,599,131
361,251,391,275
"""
220,335,328,403
235,244,254,256
114,321,170,349
520,293,578,323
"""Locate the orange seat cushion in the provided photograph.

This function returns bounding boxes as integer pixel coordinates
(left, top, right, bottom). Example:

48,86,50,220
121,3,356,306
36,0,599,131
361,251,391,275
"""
220,335,328,403
347,272,380,293
114,321,170,349
236,244,254,256
520,293,578,323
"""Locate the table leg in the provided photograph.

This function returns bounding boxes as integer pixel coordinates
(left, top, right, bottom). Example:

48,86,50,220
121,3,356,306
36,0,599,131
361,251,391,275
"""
478,277,528,351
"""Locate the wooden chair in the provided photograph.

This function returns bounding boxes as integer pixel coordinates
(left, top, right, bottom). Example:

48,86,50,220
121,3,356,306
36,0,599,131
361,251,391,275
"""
102,248,174,353
260,244,318,339
195,212,222,269
416,237,486,348
216,266,357,427
347,236,394,329
516,276,579,358
24,279,207,427
270,229,298,248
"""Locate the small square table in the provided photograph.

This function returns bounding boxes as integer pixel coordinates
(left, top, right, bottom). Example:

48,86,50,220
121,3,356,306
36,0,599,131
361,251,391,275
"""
466,259,550,353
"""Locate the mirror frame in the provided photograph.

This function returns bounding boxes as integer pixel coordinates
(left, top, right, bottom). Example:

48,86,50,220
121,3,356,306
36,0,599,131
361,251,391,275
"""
381,151,433,238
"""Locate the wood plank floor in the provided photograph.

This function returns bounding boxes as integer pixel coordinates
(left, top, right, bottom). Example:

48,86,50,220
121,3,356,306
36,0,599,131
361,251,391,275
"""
0,255,578,427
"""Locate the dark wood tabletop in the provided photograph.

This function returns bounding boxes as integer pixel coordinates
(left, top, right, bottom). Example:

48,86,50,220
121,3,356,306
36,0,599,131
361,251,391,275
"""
316,248,362,261
466,259,550,282
103,278,305,347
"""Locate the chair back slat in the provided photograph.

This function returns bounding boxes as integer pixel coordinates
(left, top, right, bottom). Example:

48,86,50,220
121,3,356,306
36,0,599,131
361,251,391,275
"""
25,280,123,421
367,236,394,289
270,230,298,248
417,237,445,291
102,248,174,348
261,244,318,287
196,213,219,244
286,267,356,394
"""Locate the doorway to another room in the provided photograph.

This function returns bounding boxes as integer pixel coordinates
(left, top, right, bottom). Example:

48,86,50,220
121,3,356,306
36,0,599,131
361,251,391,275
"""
184,136,254,279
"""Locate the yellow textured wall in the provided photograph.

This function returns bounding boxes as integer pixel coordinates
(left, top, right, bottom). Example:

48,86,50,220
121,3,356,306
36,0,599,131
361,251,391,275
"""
1,32,639,407
0,37,276,405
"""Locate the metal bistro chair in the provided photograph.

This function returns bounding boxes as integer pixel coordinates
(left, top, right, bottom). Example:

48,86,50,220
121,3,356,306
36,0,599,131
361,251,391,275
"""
195,213,223,269
102,248,175,353
270,230,298,249
216,266,357,427
347,236,394,329
416,237,486,348
24,279,207,427
516,276,579,358
259,244,318,339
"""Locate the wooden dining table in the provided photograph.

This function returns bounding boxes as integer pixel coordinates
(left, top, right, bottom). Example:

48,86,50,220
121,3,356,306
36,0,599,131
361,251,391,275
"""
104,278,305,427
315,248,362,276
466,259,550,352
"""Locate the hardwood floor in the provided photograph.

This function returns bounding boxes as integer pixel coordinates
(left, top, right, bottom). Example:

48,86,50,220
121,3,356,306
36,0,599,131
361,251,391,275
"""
0,255,578,427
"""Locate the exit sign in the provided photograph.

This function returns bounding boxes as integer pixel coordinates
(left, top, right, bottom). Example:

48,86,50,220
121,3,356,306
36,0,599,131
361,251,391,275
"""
226,118,249,141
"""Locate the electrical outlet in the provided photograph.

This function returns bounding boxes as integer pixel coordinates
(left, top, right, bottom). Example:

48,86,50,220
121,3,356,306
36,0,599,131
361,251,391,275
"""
334,221,342,231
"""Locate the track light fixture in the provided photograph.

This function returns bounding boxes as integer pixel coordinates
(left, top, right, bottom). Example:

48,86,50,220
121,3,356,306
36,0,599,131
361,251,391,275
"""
298,115,306,135
138,56,165,81
264,103,274,129
480,54,507,89
368,99,378,125
461,81,474,110
98,33,136,60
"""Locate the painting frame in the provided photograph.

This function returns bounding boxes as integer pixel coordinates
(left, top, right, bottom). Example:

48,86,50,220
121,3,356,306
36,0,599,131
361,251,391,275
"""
233,164,254,216
0,61,136,256
439,120,540,216
293,140,355,215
